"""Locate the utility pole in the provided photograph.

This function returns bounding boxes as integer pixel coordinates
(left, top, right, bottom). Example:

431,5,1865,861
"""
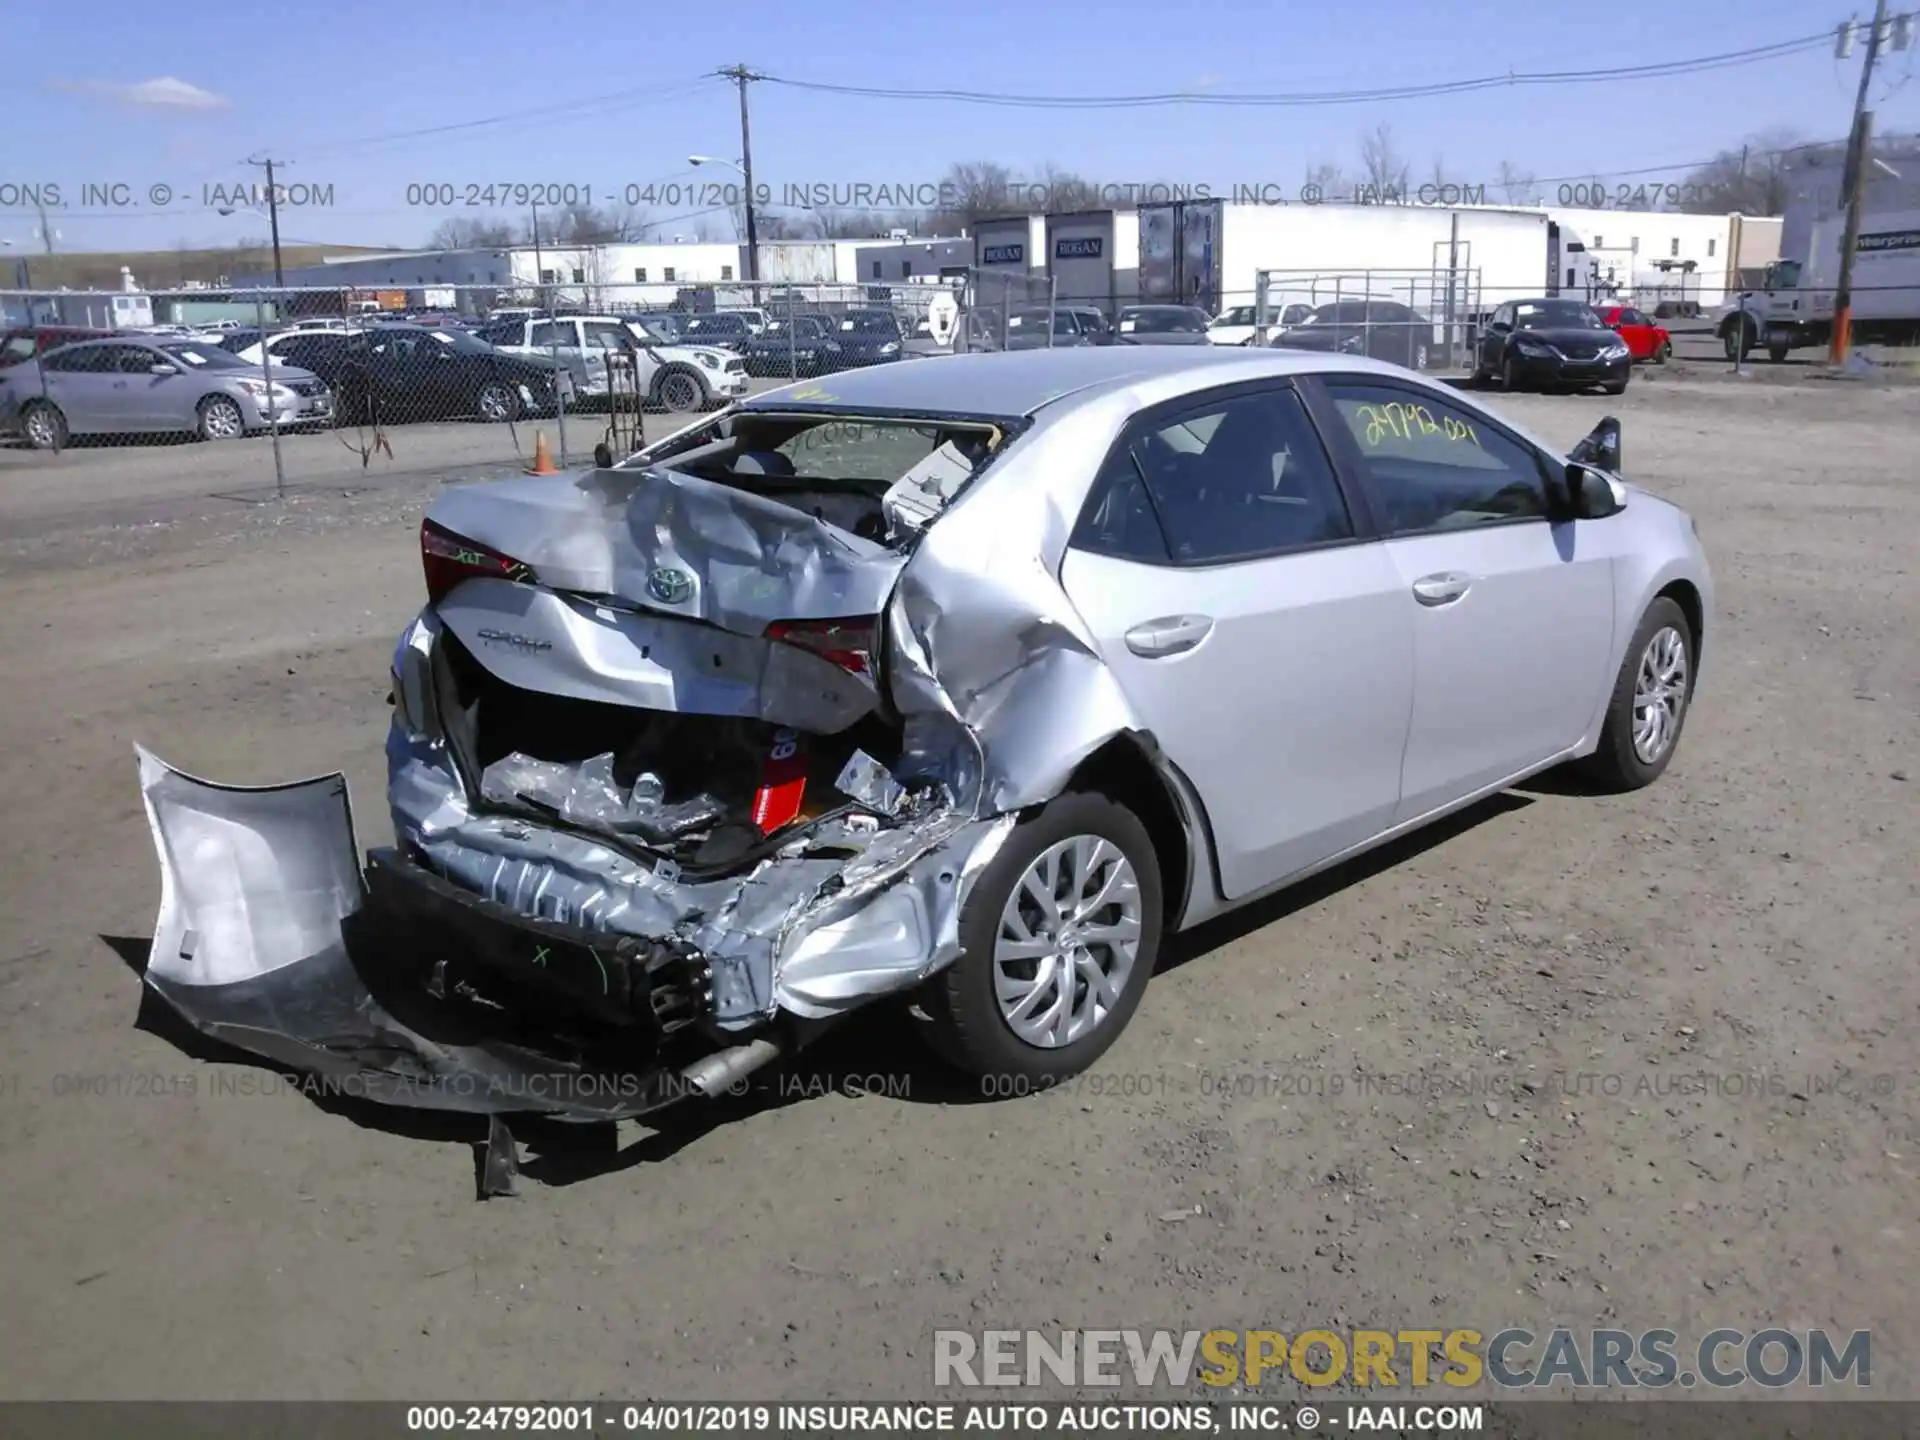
248,154,287,286
1831,0,1891,363
718,65,763,283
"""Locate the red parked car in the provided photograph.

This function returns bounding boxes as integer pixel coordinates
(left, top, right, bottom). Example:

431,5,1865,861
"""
1593,305,1672,363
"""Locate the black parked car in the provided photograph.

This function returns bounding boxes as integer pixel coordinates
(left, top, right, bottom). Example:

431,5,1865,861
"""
672,313,753,351
1114,305,1212,345
1001,307,1097,350
1472,297,1633,394
827,309,906,366
333,325,561,426
739,315,841,376
1269,300,1434,370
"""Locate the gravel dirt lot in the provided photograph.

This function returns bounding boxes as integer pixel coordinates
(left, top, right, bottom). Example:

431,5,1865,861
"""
0,364,1914,1406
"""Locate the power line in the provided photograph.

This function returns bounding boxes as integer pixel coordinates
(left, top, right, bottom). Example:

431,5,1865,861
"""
289,76,717,159
759,29,1833,108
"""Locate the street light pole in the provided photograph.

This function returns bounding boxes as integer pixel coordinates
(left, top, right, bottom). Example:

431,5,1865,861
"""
1831,0,1890,364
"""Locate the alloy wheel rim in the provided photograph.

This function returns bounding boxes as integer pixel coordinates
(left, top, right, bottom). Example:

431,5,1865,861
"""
26,411,55,446
664,375,697,408
1631,625,1690,765
205,401,241,438
992,834,1143,1049
478,386,511,420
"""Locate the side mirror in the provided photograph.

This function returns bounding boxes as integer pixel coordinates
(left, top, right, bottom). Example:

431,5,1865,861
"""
1568,415,1622,473
149,363,179,375
1565,461,1626,520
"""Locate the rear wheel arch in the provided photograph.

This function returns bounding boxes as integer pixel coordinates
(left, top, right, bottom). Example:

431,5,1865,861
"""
1062,733,1200,932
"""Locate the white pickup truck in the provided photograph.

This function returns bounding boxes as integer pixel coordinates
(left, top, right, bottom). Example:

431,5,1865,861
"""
472,314,748,412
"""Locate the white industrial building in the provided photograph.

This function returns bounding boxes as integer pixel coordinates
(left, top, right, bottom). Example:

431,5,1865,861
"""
1542,208,1781,309
507,240,875,306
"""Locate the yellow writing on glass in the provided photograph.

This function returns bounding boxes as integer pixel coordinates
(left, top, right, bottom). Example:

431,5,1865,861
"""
1354,402,1479,450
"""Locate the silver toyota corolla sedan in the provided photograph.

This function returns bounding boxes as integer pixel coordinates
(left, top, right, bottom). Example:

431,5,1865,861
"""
137,346,1710,1136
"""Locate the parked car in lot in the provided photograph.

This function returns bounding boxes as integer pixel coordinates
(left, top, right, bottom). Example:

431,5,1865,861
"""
472,314,746,412
672,313,754,351
1115,305,1213,345
1593,304,1673,363
1002,306,1098,350
1207,300,1315,345
332,325,561,426
231,329,359,379
0,326,115,369
1473,298,1633,394
632,310,687,342
1270,300,1435,370
718,307,771,335
137,345,1708,1131
826,309,907,366
739,315,842,376
0,336,328,448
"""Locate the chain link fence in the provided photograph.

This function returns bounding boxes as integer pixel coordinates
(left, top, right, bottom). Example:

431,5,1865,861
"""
3,271,1881,496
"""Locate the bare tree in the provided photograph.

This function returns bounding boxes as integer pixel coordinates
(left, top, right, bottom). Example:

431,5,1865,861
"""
1357,124,1409,201
1495,160,1541,206
1677,128,1807,215
428,216,518,250
1303,160,1347,202
543,201,649,244
930,160,1018,231
1031,163,1101,214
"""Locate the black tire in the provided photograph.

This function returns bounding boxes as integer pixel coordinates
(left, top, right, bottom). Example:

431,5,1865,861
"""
20,400,68,451
918,791,1163,1085
654,366,708,413
474,380,521,423
1766,339,1791,363
1502,355,1524,392
1601,379,1628,395
1656,339,1672,363
1722,318,1753,362
1577,596,1695,793
196,394,246,441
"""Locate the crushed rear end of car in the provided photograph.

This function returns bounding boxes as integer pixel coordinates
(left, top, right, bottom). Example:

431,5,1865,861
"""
134,399,1141,1126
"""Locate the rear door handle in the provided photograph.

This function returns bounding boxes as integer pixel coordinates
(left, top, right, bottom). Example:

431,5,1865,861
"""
1412,572,1472,606
1124,614,1213,658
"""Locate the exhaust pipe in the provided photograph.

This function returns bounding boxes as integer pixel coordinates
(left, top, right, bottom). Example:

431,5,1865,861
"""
680,1037,783,1098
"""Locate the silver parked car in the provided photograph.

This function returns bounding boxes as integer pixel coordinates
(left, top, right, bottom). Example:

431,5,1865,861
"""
136,346,1709,1137
0,336,328,448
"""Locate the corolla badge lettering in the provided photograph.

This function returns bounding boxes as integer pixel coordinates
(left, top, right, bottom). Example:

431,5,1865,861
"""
647,567,695,604
475,628,552,652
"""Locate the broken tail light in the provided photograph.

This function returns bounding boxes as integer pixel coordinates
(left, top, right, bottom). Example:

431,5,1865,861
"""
764,617,876,679
421,518,534,604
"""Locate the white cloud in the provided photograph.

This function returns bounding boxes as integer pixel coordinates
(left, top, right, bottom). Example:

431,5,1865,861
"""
58,76,230,110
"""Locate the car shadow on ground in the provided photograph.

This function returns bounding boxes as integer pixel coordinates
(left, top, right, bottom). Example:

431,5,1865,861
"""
94,788,1540,1193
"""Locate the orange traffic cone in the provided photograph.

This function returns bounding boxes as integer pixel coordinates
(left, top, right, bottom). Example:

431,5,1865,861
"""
525,429,559,476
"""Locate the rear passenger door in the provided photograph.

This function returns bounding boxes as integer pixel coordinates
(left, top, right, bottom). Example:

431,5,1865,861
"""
1313,377,1615,820
40,344,126,431
1060,381,1416,900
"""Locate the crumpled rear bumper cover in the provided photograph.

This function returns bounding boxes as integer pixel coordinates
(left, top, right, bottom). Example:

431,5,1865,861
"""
136,743,1016,1119
137,748,693,1119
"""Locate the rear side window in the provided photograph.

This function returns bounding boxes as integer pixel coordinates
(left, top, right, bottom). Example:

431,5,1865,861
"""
1074,387,1355,566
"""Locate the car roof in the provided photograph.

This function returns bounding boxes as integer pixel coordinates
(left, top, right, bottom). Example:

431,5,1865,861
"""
738,345,1395,420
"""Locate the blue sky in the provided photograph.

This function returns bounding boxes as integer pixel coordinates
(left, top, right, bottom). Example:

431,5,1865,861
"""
8,0,1920,254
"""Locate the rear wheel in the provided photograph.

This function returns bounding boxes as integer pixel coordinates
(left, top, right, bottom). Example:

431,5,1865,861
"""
1656,338,1673,363
21,400,68,451
1767,338,1791,363
197,395,245,441
918,792,1162,1084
